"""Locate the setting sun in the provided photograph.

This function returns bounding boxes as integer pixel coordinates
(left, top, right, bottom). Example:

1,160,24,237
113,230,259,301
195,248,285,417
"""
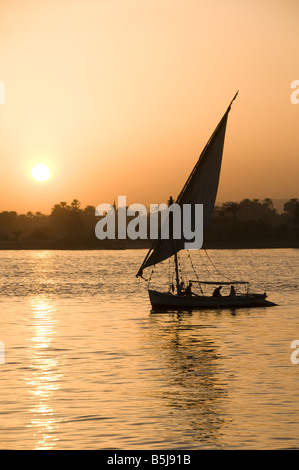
31,164,51,182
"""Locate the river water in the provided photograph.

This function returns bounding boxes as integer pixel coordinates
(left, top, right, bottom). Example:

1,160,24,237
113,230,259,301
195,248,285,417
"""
0,248,298,449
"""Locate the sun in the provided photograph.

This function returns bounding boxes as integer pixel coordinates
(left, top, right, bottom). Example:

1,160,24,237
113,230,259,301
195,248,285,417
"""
31,163,51,182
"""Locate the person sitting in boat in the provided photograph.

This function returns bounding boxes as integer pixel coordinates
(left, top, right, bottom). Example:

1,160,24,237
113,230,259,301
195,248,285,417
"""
213,286,222,297
185,282,192,297
229,285,236,297
178,281,185,295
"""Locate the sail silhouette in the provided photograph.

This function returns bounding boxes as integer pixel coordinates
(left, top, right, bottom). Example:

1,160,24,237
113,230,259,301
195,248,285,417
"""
137,92,238,278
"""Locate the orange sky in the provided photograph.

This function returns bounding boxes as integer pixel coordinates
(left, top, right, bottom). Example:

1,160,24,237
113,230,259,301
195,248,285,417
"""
0,0,298,213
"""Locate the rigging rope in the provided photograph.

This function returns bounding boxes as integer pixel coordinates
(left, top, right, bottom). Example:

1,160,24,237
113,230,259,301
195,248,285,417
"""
204,249,231,280
204,249,244,283
168,258,173,292
178,252,187,286
187,251,203,294
197,249,217,281
146,267,154,288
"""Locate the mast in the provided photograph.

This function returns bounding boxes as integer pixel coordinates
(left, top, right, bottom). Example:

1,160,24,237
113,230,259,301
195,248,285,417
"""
169,195,180,294
173,241,180,295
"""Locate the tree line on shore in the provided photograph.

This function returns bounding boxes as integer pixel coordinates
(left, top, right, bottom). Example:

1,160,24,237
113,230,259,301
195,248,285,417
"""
0,197,298,248
207,198,299,248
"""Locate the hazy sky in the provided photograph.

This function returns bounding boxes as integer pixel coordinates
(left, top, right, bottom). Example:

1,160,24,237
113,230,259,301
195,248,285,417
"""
0,0,298,213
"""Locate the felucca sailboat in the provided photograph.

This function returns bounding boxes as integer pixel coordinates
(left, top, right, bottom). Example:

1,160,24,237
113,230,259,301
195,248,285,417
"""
137,92,276,310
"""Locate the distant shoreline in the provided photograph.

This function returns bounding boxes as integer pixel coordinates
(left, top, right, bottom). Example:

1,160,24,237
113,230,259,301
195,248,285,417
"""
0,240,297,250
1,197,298,251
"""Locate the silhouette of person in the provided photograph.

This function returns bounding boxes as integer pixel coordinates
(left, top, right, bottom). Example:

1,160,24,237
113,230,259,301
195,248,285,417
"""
213,286,222,297
179,281,185,295
229,285,236,297
185,282,192,296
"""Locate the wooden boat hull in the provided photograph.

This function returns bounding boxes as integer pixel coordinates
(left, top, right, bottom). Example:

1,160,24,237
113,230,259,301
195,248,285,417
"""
148,289,277,311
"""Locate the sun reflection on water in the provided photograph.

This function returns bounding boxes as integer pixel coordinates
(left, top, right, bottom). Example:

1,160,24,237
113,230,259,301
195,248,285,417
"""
25,297,61,450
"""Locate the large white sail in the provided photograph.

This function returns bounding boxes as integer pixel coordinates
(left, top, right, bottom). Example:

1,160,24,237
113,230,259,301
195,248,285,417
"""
137,93,238,278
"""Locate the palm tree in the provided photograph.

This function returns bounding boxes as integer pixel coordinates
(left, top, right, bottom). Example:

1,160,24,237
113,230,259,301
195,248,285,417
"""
283,198,298,217
222,202,240,221
71,199,81,210
84,205,96,215
263,198,274,211
239,198,251,219
240,198,251,206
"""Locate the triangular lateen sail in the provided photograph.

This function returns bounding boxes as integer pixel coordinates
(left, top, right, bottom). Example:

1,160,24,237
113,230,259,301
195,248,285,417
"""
137,92,238,278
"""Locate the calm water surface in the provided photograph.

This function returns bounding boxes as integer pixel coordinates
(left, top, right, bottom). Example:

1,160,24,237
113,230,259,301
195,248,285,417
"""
0,249,299,449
